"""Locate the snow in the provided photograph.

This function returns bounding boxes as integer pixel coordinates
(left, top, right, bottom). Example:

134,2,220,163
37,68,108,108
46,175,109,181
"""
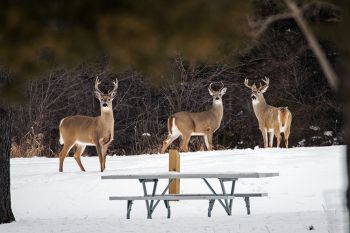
1,146,348,233
324,131,333,137
310,126,320,131
298,139,306,146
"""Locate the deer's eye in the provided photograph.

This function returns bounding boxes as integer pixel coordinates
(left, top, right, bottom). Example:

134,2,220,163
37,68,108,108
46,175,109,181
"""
257,91,261,94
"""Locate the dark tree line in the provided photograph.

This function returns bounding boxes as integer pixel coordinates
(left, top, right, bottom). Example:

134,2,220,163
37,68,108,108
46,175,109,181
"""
5,1,343,157
7,47,342,158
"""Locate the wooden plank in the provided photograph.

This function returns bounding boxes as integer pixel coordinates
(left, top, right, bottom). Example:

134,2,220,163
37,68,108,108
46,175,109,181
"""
109,193,268,200
102,172,279,180
169,150,180,194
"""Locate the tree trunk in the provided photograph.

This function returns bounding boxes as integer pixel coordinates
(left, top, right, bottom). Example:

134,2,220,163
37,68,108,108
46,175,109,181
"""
341,74,350,230
0,106,15,224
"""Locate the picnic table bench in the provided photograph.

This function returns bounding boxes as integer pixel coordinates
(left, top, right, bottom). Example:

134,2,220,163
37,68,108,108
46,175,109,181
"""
101,172,278,219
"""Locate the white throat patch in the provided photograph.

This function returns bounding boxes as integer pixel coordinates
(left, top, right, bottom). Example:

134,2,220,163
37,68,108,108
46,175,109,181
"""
252,99,259,105
213,100,222,105
102,107,111,112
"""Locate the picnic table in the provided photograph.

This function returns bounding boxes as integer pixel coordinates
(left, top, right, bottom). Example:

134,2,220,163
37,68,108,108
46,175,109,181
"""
101,172,279,219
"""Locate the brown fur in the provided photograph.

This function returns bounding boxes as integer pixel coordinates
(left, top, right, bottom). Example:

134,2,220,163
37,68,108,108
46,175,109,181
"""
161,85,227,153
278,107,289,126
58,78,118,172
245,78,292,148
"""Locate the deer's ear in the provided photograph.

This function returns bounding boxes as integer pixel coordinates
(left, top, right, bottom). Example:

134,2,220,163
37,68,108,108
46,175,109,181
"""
221,87,227,95
208,88,214,96
95,91,101,99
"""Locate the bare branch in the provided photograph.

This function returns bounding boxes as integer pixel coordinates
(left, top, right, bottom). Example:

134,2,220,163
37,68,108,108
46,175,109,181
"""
248,12,293,38
283,0,339,90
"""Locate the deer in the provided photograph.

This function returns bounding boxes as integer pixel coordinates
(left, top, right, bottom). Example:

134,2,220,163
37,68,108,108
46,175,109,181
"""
161,82,227,153
58,77,118,172
244,77,292,148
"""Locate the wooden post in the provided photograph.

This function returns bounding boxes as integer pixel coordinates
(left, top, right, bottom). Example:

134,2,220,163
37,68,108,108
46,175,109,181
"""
169,149,180,194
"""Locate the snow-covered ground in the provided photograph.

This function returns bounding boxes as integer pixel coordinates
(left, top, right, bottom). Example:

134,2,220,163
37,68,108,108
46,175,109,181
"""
1,146,348,233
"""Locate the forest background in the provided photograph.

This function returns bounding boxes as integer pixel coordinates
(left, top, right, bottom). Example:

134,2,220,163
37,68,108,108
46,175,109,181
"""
0,0,344,158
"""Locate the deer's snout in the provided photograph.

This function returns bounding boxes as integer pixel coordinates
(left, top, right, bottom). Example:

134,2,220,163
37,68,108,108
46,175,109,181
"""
102,103,108,107
251,95,256,100
215,97,220,100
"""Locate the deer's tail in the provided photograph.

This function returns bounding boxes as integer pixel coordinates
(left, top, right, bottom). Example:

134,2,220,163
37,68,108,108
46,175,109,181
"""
59,119,64,145
167,116,174,135
278,107,290,127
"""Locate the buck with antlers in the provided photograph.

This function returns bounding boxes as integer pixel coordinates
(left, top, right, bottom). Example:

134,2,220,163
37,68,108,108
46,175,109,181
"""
161,82,227,153
58,77,118,172
244,77,292,148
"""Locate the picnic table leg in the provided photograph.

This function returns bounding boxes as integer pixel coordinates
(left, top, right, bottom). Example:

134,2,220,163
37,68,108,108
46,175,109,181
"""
164,200,171,218
149,180,158,214
229,180,236,214
219,179,231,215
244,197,251,215
127,200,133,219
208,199,215,217
149,178,175,216
202,178,230,215
139,179,173,219
140,179,153,219
218,178,237,216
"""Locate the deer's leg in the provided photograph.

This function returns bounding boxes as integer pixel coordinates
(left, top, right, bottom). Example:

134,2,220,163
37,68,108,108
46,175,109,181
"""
95,141,104,172
284,126,291,148
101,144,109,171
59,141,74,172
260,128,268,148
268,132,274,148
161,133,180,154
180,135,191,152
99,136,111,171
274,129,281,148
73,144,86,172
285,133,289,148
204,134,213,151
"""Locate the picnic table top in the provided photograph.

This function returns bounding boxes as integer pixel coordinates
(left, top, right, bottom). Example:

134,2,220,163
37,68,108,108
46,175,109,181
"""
101,172,279,180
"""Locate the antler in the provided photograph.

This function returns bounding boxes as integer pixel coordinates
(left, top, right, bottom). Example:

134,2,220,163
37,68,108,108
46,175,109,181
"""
209,82,215,93
219,81,224,91
95,76,103,94
244,78,253,89
259,76,269,90
109,78,119,96
209,81,225,92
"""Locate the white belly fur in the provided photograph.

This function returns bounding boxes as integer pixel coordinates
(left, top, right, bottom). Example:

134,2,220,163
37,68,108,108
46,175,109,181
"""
172,119,206,137
75,140,95,146
268,127,285,133
191,132,205,136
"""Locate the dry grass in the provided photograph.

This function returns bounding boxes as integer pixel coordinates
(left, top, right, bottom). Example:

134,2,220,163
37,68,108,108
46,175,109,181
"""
11,127,46,158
